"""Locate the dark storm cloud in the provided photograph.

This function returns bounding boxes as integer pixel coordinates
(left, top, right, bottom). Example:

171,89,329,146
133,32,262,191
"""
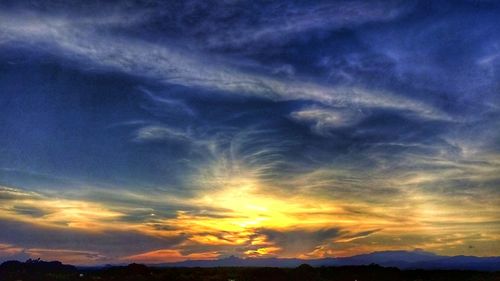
10,205,47,218
257,227,341,255
256,227,382,256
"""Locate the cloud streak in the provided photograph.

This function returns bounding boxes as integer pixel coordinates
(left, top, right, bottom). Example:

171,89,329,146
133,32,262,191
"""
0,9,449,124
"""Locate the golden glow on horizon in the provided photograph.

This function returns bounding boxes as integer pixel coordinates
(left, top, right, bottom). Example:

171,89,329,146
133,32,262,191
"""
0,153,499,264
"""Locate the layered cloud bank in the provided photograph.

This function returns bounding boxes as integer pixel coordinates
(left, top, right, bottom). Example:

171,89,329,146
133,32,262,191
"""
0,0,499,264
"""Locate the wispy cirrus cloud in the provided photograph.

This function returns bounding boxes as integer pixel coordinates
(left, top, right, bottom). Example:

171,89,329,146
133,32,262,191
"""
0,9,449,124
290,106,364,135
186,0,415,49
133,125,191,143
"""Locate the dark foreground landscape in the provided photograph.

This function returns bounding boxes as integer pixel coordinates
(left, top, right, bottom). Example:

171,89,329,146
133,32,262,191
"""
1,259,499,281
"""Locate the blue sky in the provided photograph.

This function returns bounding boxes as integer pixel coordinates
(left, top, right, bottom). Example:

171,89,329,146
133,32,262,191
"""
0,0,499,264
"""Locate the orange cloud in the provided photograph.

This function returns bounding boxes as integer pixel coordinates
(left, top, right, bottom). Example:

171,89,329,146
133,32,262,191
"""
123,249,219,263
26,248,108,265
0,244,24,257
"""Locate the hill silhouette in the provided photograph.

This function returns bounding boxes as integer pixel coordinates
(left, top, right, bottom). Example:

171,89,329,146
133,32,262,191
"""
1,259,499,281
0,259,78,281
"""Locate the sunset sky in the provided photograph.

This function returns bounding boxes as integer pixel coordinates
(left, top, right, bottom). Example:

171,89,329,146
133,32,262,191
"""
0,0,499,265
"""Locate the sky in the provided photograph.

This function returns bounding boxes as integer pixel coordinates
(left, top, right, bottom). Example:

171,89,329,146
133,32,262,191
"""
0,0,499,265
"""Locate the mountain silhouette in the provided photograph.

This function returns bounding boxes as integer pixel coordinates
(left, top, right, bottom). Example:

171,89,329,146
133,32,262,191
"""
153,250,500,271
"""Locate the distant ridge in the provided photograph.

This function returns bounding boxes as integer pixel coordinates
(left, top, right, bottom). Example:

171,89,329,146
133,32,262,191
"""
150,250,500,271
